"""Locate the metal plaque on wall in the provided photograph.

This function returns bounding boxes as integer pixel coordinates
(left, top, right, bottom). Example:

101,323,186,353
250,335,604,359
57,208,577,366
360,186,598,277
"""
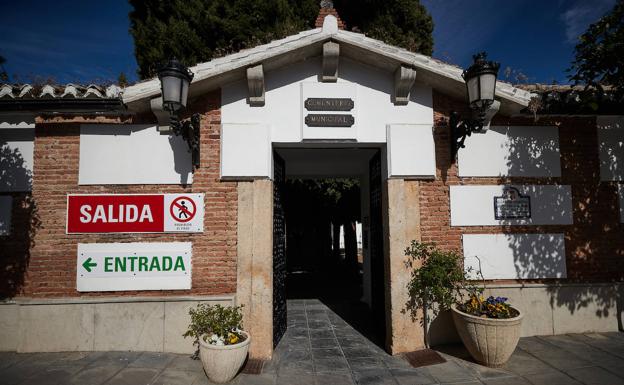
494,187,531,220
305,114,355,127
304,98,354,111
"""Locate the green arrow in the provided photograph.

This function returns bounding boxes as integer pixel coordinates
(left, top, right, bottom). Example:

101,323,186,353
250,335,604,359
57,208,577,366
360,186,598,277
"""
82,257,97,273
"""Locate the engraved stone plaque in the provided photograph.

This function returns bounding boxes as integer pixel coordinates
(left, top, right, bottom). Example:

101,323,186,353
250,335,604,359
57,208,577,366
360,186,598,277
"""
494,187,531,220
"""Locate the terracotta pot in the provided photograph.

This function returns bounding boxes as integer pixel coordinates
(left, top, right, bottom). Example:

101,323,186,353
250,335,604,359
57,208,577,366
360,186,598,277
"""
451,305,523,367
198,331,250,383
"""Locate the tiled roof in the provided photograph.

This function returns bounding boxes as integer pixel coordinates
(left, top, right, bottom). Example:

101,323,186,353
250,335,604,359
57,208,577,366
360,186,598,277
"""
0,83,123,100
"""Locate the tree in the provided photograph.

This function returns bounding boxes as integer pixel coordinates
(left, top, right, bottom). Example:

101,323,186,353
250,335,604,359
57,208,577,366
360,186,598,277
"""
0,55,8,82
568,0,624,100
129,0,433,79
334,0,433,55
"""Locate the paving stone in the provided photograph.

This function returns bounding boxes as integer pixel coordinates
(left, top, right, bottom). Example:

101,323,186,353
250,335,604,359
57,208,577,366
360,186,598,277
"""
102,367,160,385
313,357,350,372
308,320,332,330
230,373,277,385
524,345,593,370
151,369,200,385
390,368,436,385
523,371,583,385
167,355,204,372
459,360,515,379
66,364,125,385
380,355,412,369
566,366,624,385
284,327,309,340
352,368,398,385
309,329,335,339
276,373,315,385
86,351,141,367
18,365,84,385
311,347,343,360
0,352,32,370
347,356,384,371
277,350,313,374
481,377,532,385
314,372,355,385
56,352,103,367
424,360,478,383
342,345,379,358
0,354,61,385
310,338,339,349
502,350,557,376
128,352,175,369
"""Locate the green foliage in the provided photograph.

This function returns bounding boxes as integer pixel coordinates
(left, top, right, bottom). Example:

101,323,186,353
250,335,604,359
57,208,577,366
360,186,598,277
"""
568,0,624,100
129,0,434,79
404,241,482,323
0,55,8,82
335,0,433,55
183,304,245,355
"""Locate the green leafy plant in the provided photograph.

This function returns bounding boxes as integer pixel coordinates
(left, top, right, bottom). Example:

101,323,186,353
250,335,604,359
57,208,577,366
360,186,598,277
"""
183,304,246,357
404,241,483,346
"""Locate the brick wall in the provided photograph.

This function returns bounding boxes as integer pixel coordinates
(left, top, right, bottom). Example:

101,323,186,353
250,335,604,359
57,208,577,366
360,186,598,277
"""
421,91,624,282
12,90,238,298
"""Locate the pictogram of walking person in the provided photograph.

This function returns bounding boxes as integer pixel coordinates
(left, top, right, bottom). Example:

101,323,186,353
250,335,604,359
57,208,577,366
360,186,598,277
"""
178,201,190,219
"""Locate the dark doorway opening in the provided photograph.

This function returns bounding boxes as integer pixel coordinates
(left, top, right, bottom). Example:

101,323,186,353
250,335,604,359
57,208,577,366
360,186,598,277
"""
272,148,387,350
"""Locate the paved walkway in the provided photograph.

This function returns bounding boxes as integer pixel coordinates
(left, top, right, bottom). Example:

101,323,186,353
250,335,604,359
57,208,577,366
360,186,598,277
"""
1,300,624,385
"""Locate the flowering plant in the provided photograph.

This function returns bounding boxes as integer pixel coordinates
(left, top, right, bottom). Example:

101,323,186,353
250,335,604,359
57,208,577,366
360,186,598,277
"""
183,304,246,357
459,295,519,319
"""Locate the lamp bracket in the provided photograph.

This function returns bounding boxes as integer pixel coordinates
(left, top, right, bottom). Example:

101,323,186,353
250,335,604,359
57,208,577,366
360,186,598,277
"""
150,97,172,133
170,113,201,169
450,100,500,160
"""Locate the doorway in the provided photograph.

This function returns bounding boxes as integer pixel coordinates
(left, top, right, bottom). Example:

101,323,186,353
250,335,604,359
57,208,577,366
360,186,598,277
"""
272,147,387,350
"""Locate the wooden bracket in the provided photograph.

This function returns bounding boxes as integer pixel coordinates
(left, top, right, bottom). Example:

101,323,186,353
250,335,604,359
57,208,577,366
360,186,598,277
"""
322,41,340,82
394,66,417,105
247,64,265,107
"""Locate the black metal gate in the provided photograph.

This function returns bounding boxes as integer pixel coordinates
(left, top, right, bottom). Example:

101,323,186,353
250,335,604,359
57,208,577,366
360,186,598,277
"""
273,151,287,347
369,151,386,339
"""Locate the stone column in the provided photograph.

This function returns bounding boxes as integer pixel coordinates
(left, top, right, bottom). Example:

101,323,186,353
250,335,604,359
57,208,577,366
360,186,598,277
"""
236,179,274,360
385,179,425,354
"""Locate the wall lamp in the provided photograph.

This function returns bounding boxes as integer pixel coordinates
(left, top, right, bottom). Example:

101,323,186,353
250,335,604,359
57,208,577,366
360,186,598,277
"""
450,52,501,159
158,58,201,169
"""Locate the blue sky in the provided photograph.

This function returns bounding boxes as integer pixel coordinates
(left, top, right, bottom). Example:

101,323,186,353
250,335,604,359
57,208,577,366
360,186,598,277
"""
0,0,617,85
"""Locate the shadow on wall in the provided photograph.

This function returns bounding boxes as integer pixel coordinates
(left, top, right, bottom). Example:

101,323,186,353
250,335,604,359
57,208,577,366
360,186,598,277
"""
0,142,40,299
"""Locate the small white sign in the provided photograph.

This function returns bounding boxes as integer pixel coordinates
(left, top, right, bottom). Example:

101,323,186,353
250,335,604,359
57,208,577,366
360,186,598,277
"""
76,242,192,292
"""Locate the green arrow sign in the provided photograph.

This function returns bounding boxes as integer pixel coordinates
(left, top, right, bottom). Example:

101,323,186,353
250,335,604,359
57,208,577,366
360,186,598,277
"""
82,257,97,272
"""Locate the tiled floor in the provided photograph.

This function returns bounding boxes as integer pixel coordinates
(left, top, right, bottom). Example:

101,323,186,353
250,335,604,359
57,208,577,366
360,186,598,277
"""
1,299,624,384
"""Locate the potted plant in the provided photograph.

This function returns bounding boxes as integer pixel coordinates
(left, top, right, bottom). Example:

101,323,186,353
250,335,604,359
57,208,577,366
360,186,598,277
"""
183,304,250,383
405,241,523,367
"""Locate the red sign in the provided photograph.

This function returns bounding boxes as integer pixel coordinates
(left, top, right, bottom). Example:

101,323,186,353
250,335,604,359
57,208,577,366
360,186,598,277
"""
66,194,204,234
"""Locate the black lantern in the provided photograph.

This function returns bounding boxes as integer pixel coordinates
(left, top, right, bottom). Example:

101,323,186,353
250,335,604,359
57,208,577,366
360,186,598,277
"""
157,58,201,169
450,52,500,159
158,58,194,113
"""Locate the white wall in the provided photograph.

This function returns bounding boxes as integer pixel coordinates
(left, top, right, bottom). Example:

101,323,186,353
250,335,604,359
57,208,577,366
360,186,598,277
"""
221,124,272,179
221,57,435,179
0,128,34,192
450,185,573,226
79,125,193,185
0,196,12,235
597,116,624,181
463,233,567,279
387,124,436,178
458,126,561,177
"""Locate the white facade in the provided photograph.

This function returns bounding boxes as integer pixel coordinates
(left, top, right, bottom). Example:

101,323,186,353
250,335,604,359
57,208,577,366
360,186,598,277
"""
458,125,561,177
0,196,12,235
597,116,624,181
463,233,567,279
220,57,435,179
450,185,573,226
0,127,35,192
79,125,193,185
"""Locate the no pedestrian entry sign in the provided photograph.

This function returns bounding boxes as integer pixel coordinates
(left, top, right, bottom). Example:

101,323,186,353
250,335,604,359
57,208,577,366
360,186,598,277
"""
66,194,204,233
